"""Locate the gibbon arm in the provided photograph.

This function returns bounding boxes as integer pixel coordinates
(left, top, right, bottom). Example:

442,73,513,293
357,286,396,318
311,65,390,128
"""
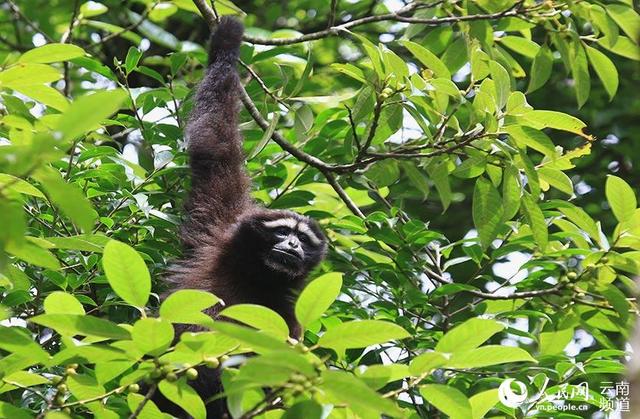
183,17,251,240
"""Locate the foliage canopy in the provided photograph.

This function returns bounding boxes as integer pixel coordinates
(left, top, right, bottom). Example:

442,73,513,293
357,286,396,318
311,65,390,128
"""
0,0,639,417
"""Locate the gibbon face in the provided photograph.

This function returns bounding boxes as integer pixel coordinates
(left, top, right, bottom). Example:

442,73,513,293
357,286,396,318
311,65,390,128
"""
237,211,327,278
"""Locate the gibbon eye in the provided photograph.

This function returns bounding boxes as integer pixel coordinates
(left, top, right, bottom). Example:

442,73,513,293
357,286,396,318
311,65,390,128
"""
299,234,311,244
274,227,289,236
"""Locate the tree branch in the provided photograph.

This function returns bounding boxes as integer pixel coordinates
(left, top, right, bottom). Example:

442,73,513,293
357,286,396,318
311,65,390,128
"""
128,383,157,419
233,1,549,46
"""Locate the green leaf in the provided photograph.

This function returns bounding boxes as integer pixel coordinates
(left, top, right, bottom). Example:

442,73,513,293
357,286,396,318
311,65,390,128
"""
402,162,431,199
160,289,219,327
321,370,402,417
295,272,342,328
558,203,600,243
585,45,618,101
357,364,410,390
606,175,636,223
158,377,206,419
282,400,323,419
33,168,97,232
409,352,448,375
527,45,553,93
570,41,590,108
420,384,472,419
517,110,589,138
44,292,85,315
44,234,107,252
132,318,174,356
446,345,536,368
590,5,619,48
349,32,384,80
0,174,44,197
505,125,555,158
0,402,33,419
0,63,62,87
539,327,574,355
67,374,106,411
0,326,50,362
331,63,366,83
220,304,289,339
1,371,50,393
124,47,142,74
211,322,291,352
127,393,167,419
401,40,451,78
521,193,548,250
436,318,504,353
499,36,540,58
102,240,151,307
318,320,409,353
248,113,279,160
29,314,131,340
5,241,60,270
501,166,521,221
382,48,409,81
538,167,573,195
607,4,640,44
489,60,510,109
597,36,640,60
427,159,452,211
81,1,109,17
55,89,127,142
602,286,630,322
472,177,503,249
18,43,85,64
11,84,69,111
470,389,499,419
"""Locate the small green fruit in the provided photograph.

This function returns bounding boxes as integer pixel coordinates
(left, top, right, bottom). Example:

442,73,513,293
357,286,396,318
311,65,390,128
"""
128,384,140,393
186,368,198,380
567,272,578,280
165,372,178,382
204,358,220,369
290,373,306,383
57,384,68,393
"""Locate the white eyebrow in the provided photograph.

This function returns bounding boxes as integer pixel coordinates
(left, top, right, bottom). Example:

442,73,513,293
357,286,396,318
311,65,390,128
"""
263,218,298,229
297,223,323,246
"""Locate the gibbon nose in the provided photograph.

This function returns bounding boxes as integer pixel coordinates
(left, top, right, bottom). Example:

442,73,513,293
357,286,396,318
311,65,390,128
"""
287,236,300,249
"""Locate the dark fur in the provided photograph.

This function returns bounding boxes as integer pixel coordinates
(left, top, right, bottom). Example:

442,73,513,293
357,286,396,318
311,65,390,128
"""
155,17,327,418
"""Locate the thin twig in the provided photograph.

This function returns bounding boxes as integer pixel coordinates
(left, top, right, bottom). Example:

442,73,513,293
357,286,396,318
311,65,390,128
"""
128,383,157,419
235,1,550,46
328,0,339,28
321,170,365,218
89,3,158,48
6,0,54,42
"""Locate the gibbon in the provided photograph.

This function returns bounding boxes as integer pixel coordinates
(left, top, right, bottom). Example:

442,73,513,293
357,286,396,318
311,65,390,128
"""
156,17,327,418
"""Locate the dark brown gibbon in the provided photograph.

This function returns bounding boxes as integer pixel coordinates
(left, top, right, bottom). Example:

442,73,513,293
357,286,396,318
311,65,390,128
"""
154,17,327,418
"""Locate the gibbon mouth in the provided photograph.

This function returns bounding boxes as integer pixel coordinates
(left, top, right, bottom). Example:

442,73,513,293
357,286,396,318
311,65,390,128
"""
271,247,303,261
